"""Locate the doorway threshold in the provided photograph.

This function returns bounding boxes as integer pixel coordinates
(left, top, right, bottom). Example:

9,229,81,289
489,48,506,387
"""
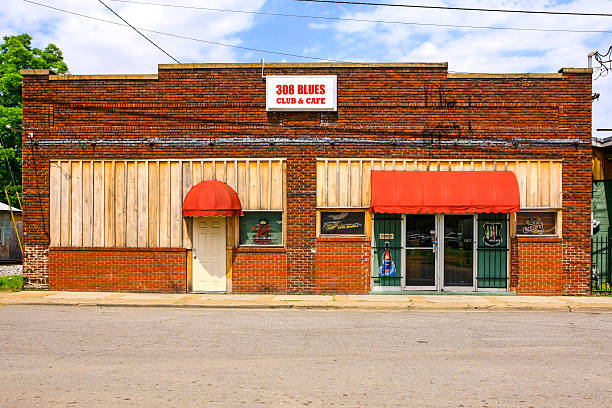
369,290,515,296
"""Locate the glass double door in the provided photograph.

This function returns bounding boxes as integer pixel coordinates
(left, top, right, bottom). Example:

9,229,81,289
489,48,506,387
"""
405,214,474,290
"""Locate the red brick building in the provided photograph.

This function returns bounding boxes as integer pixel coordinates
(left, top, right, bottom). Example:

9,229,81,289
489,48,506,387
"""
21,62,593,295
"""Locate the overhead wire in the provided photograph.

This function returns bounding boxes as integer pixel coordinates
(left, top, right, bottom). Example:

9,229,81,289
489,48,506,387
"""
294,0,612,17
594,46,612,79
108,0,612,34
96,0,181,63
22,0,342,62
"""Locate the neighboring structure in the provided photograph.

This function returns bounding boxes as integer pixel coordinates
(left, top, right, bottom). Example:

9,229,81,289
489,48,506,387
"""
591,129,612,290
21,63,593,295
0,202,22,262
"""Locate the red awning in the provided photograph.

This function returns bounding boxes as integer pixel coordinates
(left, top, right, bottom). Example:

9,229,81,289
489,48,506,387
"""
182,180,243,217
369,171,520,214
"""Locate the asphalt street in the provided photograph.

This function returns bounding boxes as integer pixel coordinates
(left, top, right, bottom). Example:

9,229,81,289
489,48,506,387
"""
1,306,611,407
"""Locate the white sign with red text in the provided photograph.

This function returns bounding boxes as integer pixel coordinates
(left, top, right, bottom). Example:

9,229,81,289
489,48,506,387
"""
266,75,337,111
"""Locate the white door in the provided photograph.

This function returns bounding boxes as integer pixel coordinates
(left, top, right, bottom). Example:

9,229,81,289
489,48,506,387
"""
192,217,227,292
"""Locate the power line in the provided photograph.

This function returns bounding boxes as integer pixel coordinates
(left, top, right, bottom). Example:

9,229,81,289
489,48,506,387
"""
108,0,612,34
294,0,612,17
96,0,180,63
22,0,341,62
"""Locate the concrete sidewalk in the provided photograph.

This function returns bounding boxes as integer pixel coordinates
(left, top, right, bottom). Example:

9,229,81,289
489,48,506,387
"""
2,291,612,311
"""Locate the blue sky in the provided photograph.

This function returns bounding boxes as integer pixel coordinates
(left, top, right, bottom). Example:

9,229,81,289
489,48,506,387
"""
3,0,611,134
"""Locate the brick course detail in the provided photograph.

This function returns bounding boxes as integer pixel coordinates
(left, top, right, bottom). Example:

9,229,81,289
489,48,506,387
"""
315,236,370,294
49,247,186,293
21,63,592,295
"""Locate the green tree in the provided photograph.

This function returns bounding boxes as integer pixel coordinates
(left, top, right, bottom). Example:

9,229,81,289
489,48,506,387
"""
0,34,68,206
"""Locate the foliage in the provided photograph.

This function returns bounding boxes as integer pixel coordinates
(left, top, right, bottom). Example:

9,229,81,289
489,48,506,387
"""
0,274,22,291
0,34,68,206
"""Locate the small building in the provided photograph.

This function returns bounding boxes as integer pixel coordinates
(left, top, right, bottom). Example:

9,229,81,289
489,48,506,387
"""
0,202,22,262
20,62,593,295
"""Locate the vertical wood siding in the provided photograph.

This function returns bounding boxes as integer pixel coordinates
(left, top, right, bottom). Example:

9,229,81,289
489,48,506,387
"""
49,158,285,248
316,158,562,209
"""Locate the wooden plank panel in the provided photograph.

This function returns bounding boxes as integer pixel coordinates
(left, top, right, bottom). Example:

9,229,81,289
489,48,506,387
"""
550,162,562,208
226,161,237,192
148,162,159,247
438,161,448,171
159,161,171,247
260,161,270,210
203,161,213,180
60,162,71,246
350,161,361,207
539,161,551,208
137,161,148,247
93,161,105,247
338,161,349,207
49,162,61,246
170,161,182,247
248,161,258,210
327,160,338,207
371,160,382,171
71,162,82,246
527,161,539,208
104,162,114,247
271,161,283,210
362,160,372,207
192,161,202,187
506,161,517,178
125,162,138,247
450,161,463,171
114,162,125,247
404,160,414,171
182,162,193,248
237,161,248,210
316,161,325,207
517,161,528,208
215,161,226,182
82,162,93,247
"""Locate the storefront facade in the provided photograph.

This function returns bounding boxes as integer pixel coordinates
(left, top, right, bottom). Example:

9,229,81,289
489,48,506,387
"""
21,62,593,295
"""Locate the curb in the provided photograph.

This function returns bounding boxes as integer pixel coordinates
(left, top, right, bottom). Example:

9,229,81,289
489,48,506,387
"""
3,301,611,312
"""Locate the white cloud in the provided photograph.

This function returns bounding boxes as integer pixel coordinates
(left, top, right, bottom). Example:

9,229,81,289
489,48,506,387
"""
324,0,612,135
1,0,266,74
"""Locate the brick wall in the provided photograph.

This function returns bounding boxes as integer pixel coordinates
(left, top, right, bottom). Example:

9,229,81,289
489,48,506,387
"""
512,237,564,295
315,236,370,294
231,247,287,293
21,64,592,294
49,247,187,293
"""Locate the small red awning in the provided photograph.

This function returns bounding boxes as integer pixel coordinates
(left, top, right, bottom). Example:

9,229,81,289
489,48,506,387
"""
370,171,520,214
182,180,243,217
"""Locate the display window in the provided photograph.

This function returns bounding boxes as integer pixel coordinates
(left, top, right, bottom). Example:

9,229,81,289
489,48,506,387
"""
239,211,283,246
516,212,558,236
320,211,365,235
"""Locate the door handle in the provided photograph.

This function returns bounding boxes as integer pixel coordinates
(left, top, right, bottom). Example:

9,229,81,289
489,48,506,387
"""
192,248,197,258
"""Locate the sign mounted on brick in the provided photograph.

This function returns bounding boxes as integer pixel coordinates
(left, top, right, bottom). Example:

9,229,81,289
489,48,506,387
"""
266,75,337,111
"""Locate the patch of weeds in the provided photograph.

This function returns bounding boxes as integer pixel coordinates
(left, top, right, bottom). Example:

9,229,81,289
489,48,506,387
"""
0,275,23,291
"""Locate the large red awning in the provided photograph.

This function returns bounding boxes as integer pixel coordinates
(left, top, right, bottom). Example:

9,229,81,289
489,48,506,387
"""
182,180,243,217
369,171,520,214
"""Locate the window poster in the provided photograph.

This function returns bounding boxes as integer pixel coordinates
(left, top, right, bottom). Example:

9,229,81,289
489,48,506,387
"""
516,212,556,236
320,211,365,235
239,212,283,246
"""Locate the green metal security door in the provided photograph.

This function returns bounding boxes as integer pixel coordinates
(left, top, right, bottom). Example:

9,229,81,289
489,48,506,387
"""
476,213,508,289
373,214,402,288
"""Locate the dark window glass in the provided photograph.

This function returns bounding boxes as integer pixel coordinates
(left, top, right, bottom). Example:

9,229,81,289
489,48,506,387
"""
405,214,435,248
320,211,365,235
239,211,283,246
516,212,557,236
